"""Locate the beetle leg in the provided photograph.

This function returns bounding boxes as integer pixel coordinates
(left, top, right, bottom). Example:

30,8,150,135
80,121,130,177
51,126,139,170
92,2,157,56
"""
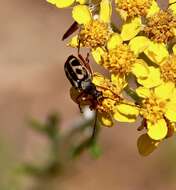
78,53,92,75
91,110,98,139
75,91,85,113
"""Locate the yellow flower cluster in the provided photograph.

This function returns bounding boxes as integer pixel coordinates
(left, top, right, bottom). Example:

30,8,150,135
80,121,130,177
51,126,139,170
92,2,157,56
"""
47,0,176,156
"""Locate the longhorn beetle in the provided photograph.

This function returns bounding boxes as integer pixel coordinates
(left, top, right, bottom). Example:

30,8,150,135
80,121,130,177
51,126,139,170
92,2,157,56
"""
64,54,103,138
64,54,103,107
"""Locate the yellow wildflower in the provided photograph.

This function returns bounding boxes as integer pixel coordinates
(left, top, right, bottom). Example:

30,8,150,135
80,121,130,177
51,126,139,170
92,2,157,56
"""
92,34,149,86
115,0,156,20
134,53,176,88
71,0,112,49
144,10,176,43
136,82,176,141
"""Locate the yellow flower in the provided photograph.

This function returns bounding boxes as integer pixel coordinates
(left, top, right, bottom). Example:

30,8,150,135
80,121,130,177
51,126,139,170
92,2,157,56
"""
135,53,176,88
70,0,112,49
136,82,176,140
46,0,87,8
144,10,176,43
115,0,157,20
92,34,149,86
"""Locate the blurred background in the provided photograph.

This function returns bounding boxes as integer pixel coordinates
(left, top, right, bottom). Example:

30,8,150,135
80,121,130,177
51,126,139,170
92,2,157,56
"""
1,0,176,190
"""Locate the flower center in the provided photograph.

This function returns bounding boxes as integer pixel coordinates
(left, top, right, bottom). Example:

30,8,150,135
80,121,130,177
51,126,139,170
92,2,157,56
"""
161,55,176,83
101,44,137,77
79,20,110,48
144,10,176,43
115,0,152,19
140,95,166,123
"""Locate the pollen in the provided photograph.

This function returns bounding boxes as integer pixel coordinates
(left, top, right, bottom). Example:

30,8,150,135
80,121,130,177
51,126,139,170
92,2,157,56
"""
144,10,176,43
101,44,137,77
161,55,176,83
115,0,152,19
79,20,110,48
140,95,166,123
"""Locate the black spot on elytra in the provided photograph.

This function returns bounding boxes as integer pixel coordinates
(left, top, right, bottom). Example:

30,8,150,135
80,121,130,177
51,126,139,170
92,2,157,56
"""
76,68,83,75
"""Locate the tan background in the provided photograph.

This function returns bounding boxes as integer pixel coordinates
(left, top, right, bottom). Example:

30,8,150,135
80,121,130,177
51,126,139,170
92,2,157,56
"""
0,0,176,190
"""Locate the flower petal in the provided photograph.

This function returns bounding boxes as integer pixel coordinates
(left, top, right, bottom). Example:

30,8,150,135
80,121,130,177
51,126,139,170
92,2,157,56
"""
98,112,113,127
91,48,105,64
47,0,75,8
72,5,92,24
165,102,176,122
92,72,106,86
154,82,175,100
144,42,169,64
169,2,176,15
67,35,79,47
107,33,122,50
99,0,112,23
137,134,160,156
137,66,161,88
146,0,160,18
132,60,149,79
136,87,151,98
121,17,142,41
129,36,150,56
116,8,128,21
76,0,87,4
147,119,168,140
116,103,139,117
169,0,176,3
113,111,137,123
111,74,127,90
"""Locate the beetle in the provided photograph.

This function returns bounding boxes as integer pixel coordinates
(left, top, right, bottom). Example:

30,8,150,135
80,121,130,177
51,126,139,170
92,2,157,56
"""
64,54,103,137
64,54,103,105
